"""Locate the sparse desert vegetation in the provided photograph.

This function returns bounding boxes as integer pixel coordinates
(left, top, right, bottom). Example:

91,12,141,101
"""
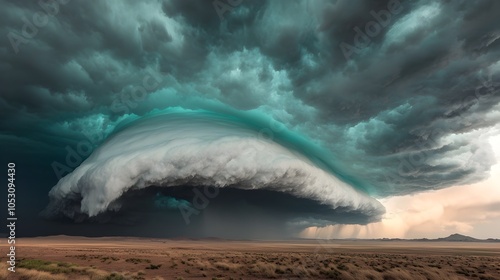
0,258,135,280
2,236,499,279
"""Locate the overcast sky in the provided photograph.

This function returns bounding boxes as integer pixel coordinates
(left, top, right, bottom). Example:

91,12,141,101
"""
1,0,499,238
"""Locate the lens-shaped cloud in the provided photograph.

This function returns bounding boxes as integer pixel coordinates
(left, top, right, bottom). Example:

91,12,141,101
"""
44,112,384,226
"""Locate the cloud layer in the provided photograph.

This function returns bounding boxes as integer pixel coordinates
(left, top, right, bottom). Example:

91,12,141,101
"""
1,0,499,236
44,112,384,226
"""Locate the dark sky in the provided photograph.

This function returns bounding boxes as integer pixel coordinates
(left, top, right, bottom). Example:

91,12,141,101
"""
0,0,499,238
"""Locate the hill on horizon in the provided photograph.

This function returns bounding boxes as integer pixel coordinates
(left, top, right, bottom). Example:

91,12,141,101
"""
408,233,499,242
435,233,479,242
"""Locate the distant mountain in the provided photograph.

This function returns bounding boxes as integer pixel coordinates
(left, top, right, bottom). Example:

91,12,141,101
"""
487,238,500,242
436,233,479,242
328,233,500,242
405,233,500,242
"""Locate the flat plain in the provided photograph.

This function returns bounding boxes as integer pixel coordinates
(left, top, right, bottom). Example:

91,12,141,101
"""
2,236,500,279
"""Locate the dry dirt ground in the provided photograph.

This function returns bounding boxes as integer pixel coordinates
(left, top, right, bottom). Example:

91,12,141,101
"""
1,236,500,279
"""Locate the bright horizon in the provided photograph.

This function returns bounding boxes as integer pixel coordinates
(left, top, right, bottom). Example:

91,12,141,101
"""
302,133,500,240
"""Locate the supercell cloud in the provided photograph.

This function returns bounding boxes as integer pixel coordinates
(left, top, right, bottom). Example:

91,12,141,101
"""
44,111,383,226
0,0,499,237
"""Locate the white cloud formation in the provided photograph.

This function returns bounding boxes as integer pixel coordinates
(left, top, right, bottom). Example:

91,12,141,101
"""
45,112,383,222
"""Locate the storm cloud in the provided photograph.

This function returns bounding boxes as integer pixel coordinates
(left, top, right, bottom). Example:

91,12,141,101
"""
1,0,499,237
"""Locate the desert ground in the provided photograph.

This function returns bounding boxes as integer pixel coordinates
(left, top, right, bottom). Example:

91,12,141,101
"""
1,236,500,280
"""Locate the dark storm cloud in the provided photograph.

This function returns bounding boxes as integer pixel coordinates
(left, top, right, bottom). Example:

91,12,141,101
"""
1,0,499,236
42,186,379,239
